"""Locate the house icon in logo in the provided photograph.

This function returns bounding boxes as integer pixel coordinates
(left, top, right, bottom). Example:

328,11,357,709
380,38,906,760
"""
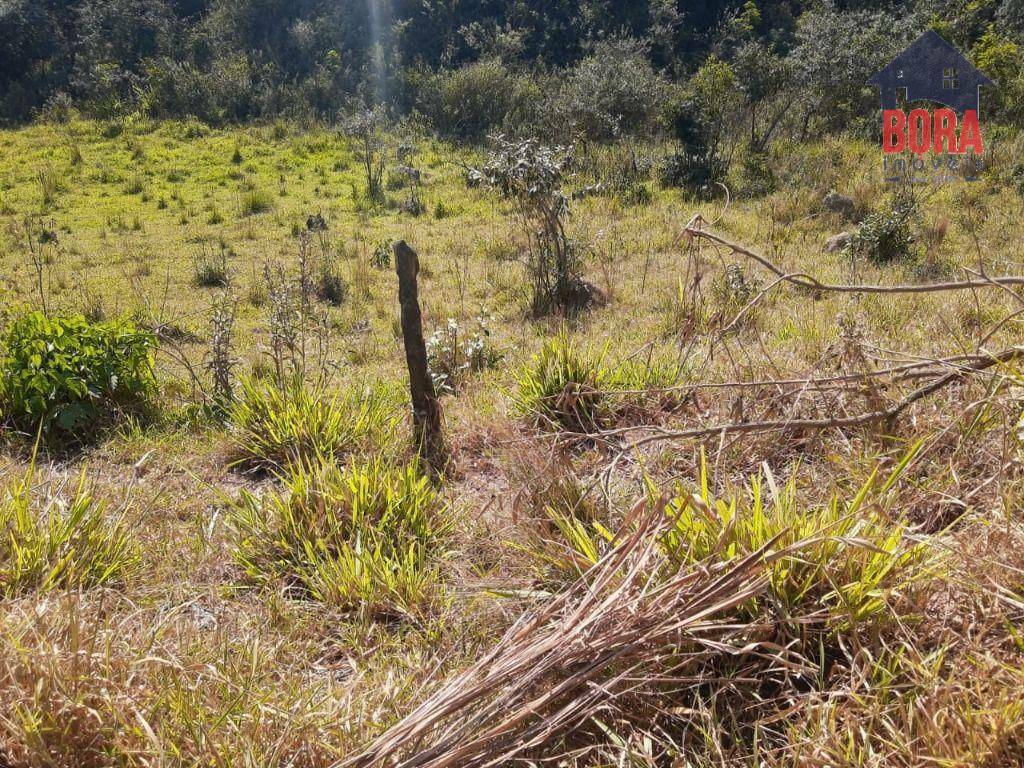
868,30,992,115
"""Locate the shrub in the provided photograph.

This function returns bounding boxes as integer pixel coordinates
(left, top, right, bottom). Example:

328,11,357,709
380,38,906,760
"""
482,138,588,315
317,259,347,306
0,464,138,596
846,193,916,265
0,312,156,439
659,56,742,195
229,458,449,618
371,240,392,269
340,105,388,203
510,457,613,589
657,453,927,636
227,377,397,471
240,189,274,216
547,38,668,141
418,58,517,142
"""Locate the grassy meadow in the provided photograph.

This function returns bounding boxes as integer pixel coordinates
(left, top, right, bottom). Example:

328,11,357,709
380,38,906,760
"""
2,117,1024,765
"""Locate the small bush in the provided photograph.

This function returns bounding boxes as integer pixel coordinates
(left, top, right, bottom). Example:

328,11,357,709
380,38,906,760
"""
846,193,916,264
0,313,156,439
228,377,397,471
229,457,449,618
317,261,348,306
659,150,727,197
546,38,668,141
371,241,392,269
426,313,501,394
37,165,62,207
510,457,612,589
418,58,522,142
124,173,146,196
483,138,587,315
0,465,138,596
240,189,274,216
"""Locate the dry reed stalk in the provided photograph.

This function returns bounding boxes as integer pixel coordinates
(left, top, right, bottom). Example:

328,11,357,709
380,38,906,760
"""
341,501,785,768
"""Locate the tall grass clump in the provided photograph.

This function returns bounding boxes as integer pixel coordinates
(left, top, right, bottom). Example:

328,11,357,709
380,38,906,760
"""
657,451,928,637
0,464,138,595
240,189,275,216
191,245,231,288
229,458,449,618
516,333,677,432
0,312,156,440
227,376,397,471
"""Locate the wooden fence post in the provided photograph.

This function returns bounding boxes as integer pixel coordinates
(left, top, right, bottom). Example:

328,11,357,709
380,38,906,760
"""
394,240,447,472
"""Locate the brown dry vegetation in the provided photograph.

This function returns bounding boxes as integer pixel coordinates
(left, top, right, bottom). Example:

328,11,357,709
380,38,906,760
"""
1,120,1024,766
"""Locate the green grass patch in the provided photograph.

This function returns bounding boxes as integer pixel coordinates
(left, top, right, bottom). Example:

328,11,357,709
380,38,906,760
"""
0,463,138,596
229,457,449,619
227,376,398,471
516,331,677,432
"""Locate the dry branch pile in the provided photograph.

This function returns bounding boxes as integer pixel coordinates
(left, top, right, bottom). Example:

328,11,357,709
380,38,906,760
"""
342,502,795,768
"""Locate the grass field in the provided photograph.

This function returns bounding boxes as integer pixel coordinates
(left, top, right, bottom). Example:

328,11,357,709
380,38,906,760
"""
2,117,1024,766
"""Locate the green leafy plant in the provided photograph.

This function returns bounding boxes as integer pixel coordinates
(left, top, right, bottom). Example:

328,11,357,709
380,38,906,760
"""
482,138,590,315
228,376,397,471
371,240,392,269
846,193,916,265
0,462,138,596
229,457,449,618
510,457,614,589
191,244,231,288
0,312,156,439
426,312,501,394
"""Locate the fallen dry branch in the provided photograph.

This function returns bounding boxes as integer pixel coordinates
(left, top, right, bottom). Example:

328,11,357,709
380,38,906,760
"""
682,219,1024,295
593,348,1024,475
595,344,1024,455
339,503,781,768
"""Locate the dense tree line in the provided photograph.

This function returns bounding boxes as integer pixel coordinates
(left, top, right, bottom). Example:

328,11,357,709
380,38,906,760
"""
1,0,1022,143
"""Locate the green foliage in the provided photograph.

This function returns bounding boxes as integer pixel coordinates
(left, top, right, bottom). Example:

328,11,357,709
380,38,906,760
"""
240,189,274,217
0,463,138,596
972,27,1024,121
191,245,230,288
371,240,393,269
229,457,449,618
418,58,528,142
846,194,917,265
425,313,501,394
341,106,388,203
483,138,586,314
660,56,739,195
658,452,927,635
0,312,156,438
228,376,398,471
516,332,675,432
547,38,668,141
511,460,613,589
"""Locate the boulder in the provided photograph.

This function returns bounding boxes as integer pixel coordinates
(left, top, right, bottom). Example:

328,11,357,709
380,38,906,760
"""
824,231,852,253
823,191,858,220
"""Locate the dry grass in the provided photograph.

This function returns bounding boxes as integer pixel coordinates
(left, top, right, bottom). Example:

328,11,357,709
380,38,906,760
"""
1,120,1024,766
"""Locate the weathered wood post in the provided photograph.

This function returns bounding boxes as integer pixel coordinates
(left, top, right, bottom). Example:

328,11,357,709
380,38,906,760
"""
394,240,447,472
